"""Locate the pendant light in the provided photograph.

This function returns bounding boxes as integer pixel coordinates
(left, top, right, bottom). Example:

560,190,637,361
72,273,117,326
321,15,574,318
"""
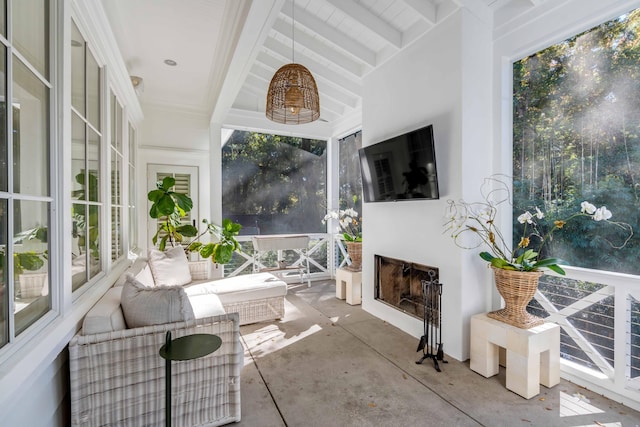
266,0,320,124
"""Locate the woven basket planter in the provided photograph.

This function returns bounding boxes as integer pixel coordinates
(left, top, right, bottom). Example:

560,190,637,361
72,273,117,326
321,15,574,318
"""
487,266,544,329
345,241,362,272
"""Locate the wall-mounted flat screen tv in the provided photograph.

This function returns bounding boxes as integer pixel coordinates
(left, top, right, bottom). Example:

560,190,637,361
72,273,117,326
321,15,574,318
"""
358,124,439,202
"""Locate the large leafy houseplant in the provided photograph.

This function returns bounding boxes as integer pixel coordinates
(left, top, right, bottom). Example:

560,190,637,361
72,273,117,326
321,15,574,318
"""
444,176,633,274
147,177,241,264
185,218,242,265
148,176,198,250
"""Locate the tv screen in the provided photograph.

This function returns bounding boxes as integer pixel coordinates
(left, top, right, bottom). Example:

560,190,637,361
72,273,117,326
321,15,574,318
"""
358,124,439,202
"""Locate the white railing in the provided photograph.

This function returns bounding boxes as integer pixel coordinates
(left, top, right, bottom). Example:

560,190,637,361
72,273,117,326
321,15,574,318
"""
530,268,640,409
222,233,350,280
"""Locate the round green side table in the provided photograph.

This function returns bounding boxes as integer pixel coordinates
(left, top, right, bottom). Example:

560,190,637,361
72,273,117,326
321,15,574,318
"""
159,331,222,427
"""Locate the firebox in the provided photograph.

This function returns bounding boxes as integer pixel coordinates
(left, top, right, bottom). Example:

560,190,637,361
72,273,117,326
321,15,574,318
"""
374,254,439,320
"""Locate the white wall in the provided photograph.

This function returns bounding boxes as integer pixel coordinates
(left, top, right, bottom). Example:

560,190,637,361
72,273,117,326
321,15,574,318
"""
137,103,211,151
360,9,492,361
136,104,212,252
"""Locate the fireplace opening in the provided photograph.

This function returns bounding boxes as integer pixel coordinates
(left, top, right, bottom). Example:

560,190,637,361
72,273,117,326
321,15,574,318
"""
374,254,439,321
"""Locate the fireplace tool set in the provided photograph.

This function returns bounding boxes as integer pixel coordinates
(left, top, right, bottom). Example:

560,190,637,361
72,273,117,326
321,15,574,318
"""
416,270,446,371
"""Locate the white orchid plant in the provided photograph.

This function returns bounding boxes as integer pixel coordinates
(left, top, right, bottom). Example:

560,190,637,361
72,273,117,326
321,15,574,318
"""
322,207,362,242
444,177,633,275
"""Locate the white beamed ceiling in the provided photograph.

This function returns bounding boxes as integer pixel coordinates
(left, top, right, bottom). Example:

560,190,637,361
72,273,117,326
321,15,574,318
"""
101,0,549,130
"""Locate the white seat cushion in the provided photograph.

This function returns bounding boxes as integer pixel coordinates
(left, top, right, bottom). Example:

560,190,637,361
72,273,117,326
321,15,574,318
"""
185,273,287,304
188,293,226,319
82,287,127,335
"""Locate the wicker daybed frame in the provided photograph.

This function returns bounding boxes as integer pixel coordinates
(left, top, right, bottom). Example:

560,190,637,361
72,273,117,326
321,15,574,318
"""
188,262,286,326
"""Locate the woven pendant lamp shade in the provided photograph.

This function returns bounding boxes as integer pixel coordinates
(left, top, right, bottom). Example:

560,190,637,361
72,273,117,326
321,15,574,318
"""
266,63,320,124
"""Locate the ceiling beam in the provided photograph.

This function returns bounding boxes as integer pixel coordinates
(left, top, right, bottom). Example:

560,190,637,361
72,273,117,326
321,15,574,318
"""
281,1,377,67
325,0,403,48
272,18,365,78
402,0,437,25
211,0,284,124
451,0,492,25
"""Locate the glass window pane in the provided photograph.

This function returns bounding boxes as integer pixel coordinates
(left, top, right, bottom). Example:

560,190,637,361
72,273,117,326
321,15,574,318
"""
71,21,85,115
13,200,50,336
72,203,87,291
128,124,135,165
86,49,100,131
110,93,115,148
71,113,85,200
0,0,5,37
88,127,100,202
12,56,49,196
12,0,48,79
221,130,327,234
0,45,6,192
111,207,122,261
115,101,122,152
88,205,100,279
111,149,120,205
0,198,7,348
129,164,136,249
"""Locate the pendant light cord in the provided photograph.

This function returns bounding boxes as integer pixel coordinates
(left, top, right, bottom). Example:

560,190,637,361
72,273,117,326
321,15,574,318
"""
291,0,295,63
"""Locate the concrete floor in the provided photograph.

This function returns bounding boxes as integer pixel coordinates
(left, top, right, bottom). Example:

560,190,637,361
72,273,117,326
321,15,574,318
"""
237,280,640,426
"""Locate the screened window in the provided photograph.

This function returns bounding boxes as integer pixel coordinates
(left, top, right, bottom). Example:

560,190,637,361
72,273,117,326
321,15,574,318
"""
1,0,52,348
338,131,363,212
513,9,640,275
71,21,102,291
221,130,327,235
513,8,640,381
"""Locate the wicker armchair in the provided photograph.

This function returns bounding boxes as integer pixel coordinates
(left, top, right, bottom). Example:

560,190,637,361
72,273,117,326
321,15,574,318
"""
69,313,242,426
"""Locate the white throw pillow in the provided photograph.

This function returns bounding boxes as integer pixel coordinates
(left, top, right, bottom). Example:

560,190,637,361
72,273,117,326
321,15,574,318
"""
120,274,195,328
135,265,155,287
147,246,192,286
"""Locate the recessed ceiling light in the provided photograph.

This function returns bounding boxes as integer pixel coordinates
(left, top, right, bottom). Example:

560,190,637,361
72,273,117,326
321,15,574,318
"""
164,59,177,66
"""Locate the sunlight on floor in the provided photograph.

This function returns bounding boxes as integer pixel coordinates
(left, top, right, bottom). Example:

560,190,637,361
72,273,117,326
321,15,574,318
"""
559,391,605,417
242,323,323,359
242,298,325,358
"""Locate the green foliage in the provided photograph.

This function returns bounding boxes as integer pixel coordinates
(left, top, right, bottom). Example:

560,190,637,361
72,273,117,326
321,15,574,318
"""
148,176,197,250
0,226,48,275
72,171,100,257
221,130,327,234
185,218,242,265
147,179,241,263
513,9,640,274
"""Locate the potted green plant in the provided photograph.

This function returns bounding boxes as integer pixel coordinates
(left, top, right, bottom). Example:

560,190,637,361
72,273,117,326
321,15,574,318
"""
444,176,633,328
147,177,242,267
322,196,362,271
0,226,48,298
